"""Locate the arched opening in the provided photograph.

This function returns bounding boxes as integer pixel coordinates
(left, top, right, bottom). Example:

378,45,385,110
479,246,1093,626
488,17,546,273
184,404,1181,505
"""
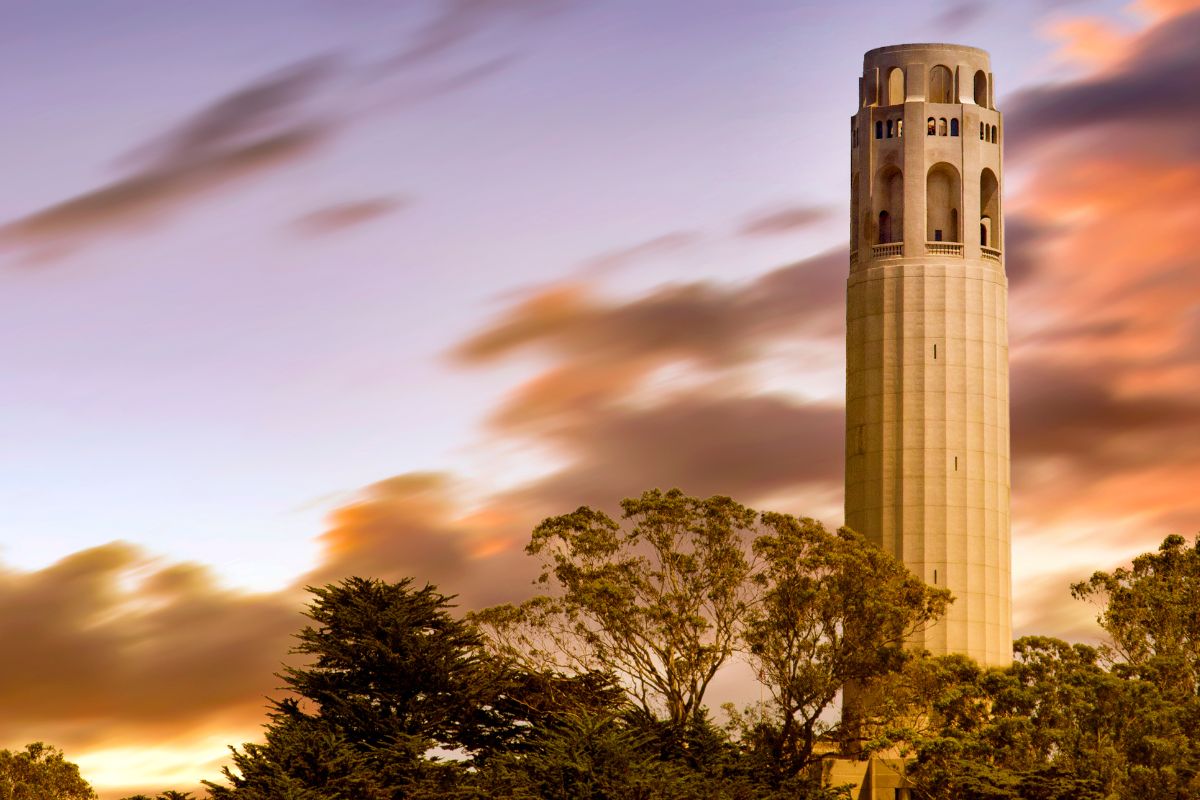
896,120,903,137
887,119,894,138
980,168,1000,249
874,165,904,244
950,118,959,136
875,120,883,139
973,70,988,107
938,118,948,136
927,117,936,136
929,65,953,103
926,162,961,243
979,124,985,140
888,67,905,105
991,125,998,143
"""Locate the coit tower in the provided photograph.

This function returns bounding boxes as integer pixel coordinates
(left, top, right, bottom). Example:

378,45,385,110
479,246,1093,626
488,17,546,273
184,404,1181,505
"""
845,44,1011,667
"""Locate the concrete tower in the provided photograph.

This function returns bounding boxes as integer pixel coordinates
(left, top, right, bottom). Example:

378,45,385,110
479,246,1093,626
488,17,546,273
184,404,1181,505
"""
845,44,1011,667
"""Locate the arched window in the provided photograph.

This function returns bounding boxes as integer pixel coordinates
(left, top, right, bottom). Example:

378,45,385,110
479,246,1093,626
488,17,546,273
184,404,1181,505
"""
929,65,953,103
926,162,962,243
888,67,905,105
875,120,883,139
927,117,936,136
950,118,959,136
991,125,998,143
938,118,948,136
980,168,1000,248
874,165,904,244
896,120,903,138
887,120,894,138
979,124,985,140
973,70,988,107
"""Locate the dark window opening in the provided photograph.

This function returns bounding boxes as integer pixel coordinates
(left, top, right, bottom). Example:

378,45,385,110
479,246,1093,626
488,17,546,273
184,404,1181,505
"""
875,120,883,139
878,211,893,244
934,229,943,242
887,119,894,138
933,343,938,359
954,456,958,471
933,569,938,585
927,117,936,136
950,118,959,136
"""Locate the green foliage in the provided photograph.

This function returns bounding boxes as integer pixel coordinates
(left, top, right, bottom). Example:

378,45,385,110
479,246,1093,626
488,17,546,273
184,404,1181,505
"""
743,516,950,779
205,577,513,798
475,489,757,731
0,742,96,800
901,635,1200,799
185,499,1200,800
1073,534,1200,698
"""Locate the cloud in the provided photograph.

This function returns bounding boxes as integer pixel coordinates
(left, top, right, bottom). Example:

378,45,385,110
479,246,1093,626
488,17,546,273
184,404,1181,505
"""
1006,9,1200,156
1013,567,1105,645
0,58,343,261
457,248,844,370
0,2,557,264
737,204,834,238
291,196,408,236
578,231,701,275
120,57,340,172
932,1,988,31
388,0,565,69
307,472,537,609
0,544,298,753
510,393,844,513
455,249,845,433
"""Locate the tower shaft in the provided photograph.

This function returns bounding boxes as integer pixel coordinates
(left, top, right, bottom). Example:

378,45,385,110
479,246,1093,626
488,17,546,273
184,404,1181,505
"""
846,44,1011,667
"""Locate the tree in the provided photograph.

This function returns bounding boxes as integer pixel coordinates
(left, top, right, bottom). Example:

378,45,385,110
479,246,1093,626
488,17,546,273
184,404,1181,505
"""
206,577,514,798
1072,534,1200,698
474,489,757,734
0,742,96,800
741,516,950,779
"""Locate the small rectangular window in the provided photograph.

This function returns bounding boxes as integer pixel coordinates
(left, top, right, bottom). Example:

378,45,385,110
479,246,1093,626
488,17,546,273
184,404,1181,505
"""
954,456,958,471
934,229,943,242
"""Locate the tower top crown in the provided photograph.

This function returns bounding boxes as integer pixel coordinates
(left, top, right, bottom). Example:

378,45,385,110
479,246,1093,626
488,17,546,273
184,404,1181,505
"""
864,42,989,60
863,43,990,76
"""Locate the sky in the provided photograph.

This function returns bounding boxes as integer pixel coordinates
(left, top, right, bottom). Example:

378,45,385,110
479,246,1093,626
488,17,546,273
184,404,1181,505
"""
1,0,1199,795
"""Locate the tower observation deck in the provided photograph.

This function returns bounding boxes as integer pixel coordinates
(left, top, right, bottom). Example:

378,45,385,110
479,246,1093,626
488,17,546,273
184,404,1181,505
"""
845,43,1011,667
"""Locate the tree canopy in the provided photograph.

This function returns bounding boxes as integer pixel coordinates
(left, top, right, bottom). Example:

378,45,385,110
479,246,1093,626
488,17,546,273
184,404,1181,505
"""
0,742,96,800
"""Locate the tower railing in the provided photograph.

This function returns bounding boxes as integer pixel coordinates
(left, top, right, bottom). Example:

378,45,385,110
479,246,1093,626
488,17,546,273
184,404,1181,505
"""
981,246,1002,262
925,241,964,257
871,242,903,259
